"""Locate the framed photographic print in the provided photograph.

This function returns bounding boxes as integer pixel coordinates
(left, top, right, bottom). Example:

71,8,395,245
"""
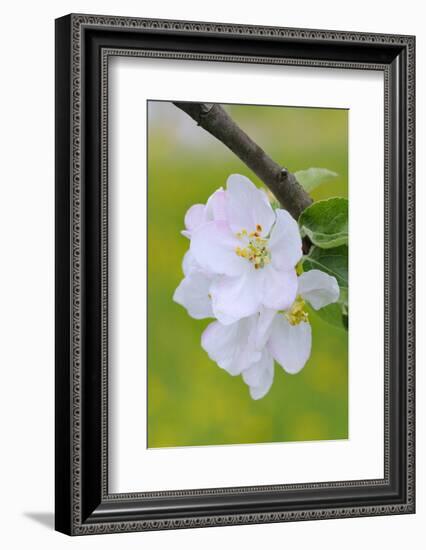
55,14,415,535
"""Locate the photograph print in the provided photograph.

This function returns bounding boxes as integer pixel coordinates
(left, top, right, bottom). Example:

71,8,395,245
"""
147,100,348,449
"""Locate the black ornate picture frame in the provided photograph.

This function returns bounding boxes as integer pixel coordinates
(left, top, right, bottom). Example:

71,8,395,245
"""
55,13,415,535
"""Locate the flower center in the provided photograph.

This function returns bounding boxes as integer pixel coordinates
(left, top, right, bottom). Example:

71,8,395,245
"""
285,296,309,326
235,225,271,270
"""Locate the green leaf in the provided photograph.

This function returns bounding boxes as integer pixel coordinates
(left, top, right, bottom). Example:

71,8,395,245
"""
299,197,348,249
302,244,349,331
295,167,338,193
339,287,348,309
308,302,347,331
302,245,348,292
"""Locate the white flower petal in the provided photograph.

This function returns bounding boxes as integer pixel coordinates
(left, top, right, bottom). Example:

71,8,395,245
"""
202,321,239,374
183,204,206,237
173,270,213,319
190,220,244,276
269,209,303,271
261,265,298,311
210,269,263,323
255,307,277,350
298,269,340,310
205,188,227,222
243,350,275,400
242,349,271,386
214,308,241,326
201,317,261,376
182,189,227,239
249,382,272,400
182,250,200,276
226,174,275,235
268,315,312,374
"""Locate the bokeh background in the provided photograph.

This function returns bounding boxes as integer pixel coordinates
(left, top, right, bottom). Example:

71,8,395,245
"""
147,101,348,448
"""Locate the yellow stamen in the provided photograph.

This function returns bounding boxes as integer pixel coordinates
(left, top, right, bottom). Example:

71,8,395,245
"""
285,296,309,326
235,227,271,269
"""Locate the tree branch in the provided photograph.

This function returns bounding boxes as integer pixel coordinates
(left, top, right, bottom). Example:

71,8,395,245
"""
173,101,312,221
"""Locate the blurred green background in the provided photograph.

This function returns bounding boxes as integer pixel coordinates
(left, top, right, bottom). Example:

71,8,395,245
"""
147,102,348,448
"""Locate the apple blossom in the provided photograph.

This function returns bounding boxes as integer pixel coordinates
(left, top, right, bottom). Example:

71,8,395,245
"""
173,174,341,400
201,269,339,399
190,174,302,324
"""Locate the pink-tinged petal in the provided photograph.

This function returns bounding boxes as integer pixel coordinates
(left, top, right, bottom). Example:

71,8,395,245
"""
298,270,340,310
269,209,303,271
210,269,263,323
268,315,312,374
255,307,277,350
173,271,213,319
261,266,298,311
242,349,274,400
205,188,227,222
183,204,206,236
190,220,244,277
226,174,275,235
201,317,261,376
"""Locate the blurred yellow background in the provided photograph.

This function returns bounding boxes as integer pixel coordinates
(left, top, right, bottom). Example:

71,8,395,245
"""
147,102,348,448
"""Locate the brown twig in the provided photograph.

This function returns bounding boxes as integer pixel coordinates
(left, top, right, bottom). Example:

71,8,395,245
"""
173,102,312,221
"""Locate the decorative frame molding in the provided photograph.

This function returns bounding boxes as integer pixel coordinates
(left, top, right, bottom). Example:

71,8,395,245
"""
55,13,415,536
